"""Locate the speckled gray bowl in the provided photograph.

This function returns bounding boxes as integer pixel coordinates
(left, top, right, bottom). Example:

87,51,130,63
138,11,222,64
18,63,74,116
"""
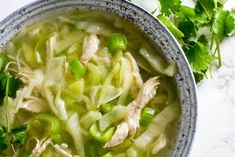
0,0,197,156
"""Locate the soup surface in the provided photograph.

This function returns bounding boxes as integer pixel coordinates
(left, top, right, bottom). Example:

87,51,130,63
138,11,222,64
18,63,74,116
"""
0,9,180,157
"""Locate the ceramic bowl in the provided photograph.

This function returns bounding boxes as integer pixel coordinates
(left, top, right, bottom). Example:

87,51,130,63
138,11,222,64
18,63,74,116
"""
0,0,197,156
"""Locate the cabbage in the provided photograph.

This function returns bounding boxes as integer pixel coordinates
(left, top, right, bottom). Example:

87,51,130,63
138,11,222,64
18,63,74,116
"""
118,58,133,105
151,133,167,155
98,105,128,131
134,104,179,149
87,63,103,85
139,45,176,77
46,33,58,61
55,30,86,53
80,111,102,129
66,113,85,157
21,43,36,67
43,57,68,120
97,63,121,107
67,79,85,96
89,85,102,105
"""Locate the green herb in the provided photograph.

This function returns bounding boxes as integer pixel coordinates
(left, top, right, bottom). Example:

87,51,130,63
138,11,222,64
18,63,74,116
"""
159,0,181,16
11,124,28,144
0,125,28,153
0,126,7,151
0,56,24,155
154,0,235,83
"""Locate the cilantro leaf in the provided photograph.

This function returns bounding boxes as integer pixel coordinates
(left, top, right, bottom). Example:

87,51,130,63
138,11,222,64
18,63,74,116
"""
0,126,7,151
195,0,216,19
176,6,195,19
158,0,181,16
185,41,211,73
178,20,197,39
11,124,28,144
212,9,235,39
194,71,206,83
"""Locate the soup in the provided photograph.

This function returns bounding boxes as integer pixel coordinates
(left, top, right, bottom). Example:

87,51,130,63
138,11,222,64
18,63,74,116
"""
0,9,180,157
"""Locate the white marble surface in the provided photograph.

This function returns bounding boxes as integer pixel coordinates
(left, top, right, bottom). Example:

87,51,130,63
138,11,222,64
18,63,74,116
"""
1,1,235,157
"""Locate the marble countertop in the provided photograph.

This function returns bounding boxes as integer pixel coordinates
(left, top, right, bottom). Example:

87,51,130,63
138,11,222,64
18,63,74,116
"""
1,1,235,157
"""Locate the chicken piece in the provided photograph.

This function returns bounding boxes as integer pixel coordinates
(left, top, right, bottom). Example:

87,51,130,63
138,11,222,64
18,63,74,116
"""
127,77,159,137
19,97,49,113
54,144,73,157
104,77,159,147
31,138,51,157
80,34,100,64
104,122,129,148
125,52,143,87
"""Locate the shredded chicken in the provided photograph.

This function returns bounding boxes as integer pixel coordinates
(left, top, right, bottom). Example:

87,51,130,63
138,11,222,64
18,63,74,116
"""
104,122,129,148
80,34,100,64
54,144,73,157
104,77,159,148
31,138,73,157
127,77,159,137
125,52,143,87
31,138,51,157
19,97,49,113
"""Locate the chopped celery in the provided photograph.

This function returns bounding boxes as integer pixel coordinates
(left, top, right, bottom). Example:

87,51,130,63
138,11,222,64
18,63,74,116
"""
69,59,86,78
89,122,115,143
32,113,61,142
80,111,102,129
102,152,112,157
107,34,127,53
100,103,112,114
140,107,156,126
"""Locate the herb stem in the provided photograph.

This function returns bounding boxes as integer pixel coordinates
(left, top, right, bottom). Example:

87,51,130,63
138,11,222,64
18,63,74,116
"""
210,32,214,50
215,35,222,67
198,0,211,19
4,74,10,133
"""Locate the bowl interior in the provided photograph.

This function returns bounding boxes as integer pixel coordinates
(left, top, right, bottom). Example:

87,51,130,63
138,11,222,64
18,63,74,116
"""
0,0,197,156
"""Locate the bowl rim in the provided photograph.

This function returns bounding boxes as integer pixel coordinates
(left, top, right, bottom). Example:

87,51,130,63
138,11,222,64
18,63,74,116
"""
0,0,197,156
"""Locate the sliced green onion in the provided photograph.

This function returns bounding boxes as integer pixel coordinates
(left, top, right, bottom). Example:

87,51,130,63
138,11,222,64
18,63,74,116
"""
102,152,112,157
69,59,86,78
107,34,127,53
89,122,115,143
100,103,112,114
140,107,156,126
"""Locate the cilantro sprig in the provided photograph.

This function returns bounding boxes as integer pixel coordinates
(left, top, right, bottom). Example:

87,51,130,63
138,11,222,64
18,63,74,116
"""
157,0,235,83
0,55,24,155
